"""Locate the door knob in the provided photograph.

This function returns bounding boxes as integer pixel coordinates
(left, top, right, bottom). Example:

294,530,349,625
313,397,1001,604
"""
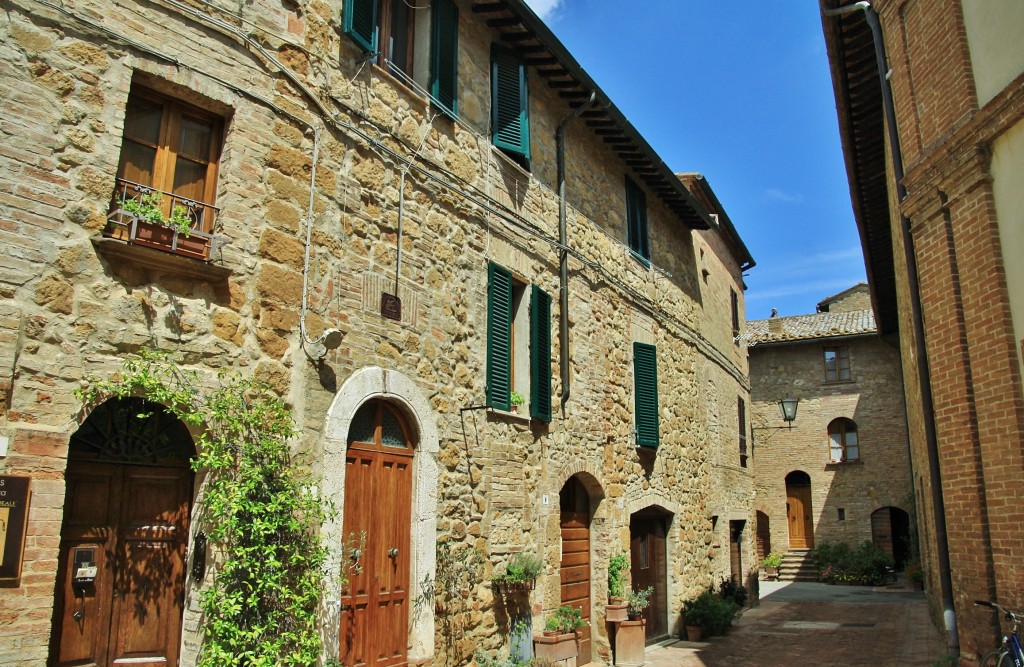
388,547,399,558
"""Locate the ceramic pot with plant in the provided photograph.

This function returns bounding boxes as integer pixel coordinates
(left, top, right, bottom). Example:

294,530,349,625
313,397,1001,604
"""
492,552,543,591
509,391,525,412
761,552,783,580
626,586,653,620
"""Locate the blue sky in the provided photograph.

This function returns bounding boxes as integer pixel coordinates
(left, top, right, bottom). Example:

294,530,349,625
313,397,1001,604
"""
523,0,868,319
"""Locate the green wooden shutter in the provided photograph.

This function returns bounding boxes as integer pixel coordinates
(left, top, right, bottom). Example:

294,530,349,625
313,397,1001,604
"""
487,263,513,410
430,0,459,119
344,0,377,53
491,45,530,159
633,342,659,448
530,285,552,423
626,177,649,263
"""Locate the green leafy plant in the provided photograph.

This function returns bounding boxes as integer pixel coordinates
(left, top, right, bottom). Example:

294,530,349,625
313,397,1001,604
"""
493,552,543,587
120,192,193,236
717,577,748,608
544,605,585,634
761,552,783,568
680,589,738,635
76,350,332,667
627,586,653,618
810,540,894,586
608,553,629,599
510,391,525,407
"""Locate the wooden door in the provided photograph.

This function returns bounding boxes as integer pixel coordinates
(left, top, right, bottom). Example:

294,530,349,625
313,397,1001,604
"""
629,513,668,642
559,477,591,665
786,485,814,549
340,402,414,667
51,462,191,666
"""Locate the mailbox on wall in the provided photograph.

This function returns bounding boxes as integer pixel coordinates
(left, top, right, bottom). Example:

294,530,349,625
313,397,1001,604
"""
0,475,32,583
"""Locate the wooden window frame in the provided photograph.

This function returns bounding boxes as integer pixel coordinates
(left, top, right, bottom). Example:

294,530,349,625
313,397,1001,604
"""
823,346,852,382
738,396,747,468
626,176,650,264
828,418,859,462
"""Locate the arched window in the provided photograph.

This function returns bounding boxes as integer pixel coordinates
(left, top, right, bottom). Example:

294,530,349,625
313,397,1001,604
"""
828,418,859,462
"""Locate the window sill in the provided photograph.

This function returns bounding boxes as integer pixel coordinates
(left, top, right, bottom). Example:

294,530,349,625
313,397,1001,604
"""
822,379,855,385
93,237,233,283
370,63,432,112
488,407,532,424
825,459,863,469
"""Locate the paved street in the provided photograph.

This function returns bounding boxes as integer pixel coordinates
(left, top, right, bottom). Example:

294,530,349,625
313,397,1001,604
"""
643,579,949,667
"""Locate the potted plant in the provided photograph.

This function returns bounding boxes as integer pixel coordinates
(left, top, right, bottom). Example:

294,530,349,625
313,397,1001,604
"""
533,605,583,661
681,592,714,642
615,587,651,666
606,553,629,622
761,552,783,580
509,391,525,412
906,561,924,590
492,552,543,592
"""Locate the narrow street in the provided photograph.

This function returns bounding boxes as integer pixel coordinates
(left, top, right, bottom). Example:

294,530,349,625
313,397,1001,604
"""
645,580,948,667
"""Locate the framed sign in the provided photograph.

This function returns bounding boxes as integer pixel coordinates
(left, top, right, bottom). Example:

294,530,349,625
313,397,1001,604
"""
0,475,31,582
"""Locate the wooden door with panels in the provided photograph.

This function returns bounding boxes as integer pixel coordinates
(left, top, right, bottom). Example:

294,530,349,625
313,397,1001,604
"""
785,471,814,549
50,398,194,667
630,509,669,642
340,401,414,667
559,476,591,665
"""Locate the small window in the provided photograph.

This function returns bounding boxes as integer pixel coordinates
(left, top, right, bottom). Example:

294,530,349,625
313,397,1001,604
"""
837,508,846,521
625,177,650,264
731,289,740,341
828,418,859,462
738,396,747,468
633,342,659,448
491,44,530,165
486,263,551,421
823,346,851,382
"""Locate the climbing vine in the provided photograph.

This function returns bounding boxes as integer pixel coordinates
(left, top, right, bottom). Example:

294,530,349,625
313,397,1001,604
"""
77,350,332,667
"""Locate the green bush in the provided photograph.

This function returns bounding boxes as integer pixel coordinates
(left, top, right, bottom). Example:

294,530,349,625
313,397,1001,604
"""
608,553,629,599
544,605,585,633
717,577,748,608
811,540,894,585
681,589,739,635
493,552,543,586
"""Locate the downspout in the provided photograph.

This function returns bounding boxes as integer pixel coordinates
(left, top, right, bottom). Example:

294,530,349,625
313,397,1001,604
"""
824,1,958,653
556,91,597,408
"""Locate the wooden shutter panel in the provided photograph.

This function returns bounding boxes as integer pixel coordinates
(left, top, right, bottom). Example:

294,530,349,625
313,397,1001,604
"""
431,0,459,119
633,342,659,448
491,45,530,159
344,0,377,53
626,177,649,263
487,263,513,410
530,285,552,423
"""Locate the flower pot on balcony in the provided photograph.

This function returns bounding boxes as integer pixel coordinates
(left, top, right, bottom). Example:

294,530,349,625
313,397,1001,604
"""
606,603,628,623
613,619,645,667
533,632,579,662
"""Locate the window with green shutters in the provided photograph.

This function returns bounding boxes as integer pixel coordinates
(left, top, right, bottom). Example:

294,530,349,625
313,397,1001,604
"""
343,0,377,54
626,177,650,264
430,0,458,118
486,263,551,422
633,342,659,448
530,285,552,423
491,45,531,163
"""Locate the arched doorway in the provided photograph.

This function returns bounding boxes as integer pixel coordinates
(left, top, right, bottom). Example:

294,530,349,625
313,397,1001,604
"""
49,397,195,666
785,471,814,549
871,506,912,569
560,476,592,665
629,506,671,642
339,400,414,667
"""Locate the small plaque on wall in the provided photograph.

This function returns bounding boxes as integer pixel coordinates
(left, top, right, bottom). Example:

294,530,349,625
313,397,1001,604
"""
0,475,31,583
381,292,402,321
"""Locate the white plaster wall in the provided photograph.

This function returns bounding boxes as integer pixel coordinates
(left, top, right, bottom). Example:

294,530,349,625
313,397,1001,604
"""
991,119,1024,396
962,0,1024,106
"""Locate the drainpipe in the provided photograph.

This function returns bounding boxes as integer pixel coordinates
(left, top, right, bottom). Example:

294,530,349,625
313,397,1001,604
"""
556,91,597,409
824,1,958,653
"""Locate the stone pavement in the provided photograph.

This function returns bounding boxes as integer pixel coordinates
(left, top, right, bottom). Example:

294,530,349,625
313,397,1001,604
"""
642,579,950,667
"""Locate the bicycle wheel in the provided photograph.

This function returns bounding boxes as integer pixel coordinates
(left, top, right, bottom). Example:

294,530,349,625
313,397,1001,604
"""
979,650,1007,667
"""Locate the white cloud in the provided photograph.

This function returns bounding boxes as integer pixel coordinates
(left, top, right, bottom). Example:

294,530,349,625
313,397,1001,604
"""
764,188,805,204
522,0,564,22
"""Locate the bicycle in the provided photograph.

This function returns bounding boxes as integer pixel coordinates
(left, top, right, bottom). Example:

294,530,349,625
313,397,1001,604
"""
975,599,1024,667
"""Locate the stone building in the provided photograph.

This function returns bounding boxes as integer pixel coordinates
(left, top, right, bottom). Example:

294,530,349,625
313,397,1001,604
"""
820,0,1024,661
747,284,913,570
0,0,756,664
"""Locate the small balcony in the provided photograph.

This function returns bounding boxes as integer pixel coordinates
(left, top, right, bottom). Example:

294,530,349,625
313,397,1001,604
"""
106,179,228,262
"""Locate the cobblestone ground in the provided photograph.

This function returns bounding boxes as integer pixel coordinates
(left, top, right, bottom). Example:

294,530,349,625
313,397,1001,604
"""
644,580,950,667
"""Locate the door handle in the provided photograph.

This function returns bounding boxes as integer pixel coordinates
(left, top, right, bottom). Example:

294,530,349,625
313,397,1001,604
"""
388,547,399,558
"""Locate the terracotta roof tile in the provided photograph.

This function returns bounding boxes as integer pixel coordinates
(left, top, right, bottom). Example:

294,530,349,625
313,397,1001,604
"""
745,309,876,345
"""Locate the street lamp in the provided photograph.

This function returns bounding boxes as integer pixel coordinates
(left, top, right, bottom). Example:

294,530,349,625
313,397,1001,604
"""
779,397,799,425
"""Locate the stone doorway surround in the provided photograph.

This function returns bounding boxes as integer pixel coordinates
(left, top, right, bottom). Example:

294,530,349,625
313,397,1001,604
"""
321,367,439,664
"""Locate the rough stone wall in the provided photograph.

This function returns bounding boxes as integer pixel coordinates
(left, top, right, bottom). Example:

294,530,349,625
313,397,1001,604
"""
870,0,1024,659
0,0,751,664
749,334,912,557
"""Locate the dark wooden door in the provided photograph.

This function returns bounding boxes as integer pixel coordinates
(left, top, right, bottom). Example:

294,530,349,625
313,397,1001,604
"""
559,476,591,665
340,402,413,667
786,485,814,549
630,514,668,642
51,462,191,666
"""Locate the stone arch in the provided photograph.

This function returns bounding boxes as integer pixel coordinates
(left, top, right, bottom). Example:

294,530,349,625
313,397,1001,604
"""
553,461,607,517
321,367,439,663
624,490,683,517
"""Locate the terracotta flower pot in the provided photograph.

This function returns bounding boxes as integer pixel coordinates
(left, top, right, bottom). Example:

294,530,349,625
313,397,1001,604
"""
606,603,628,623
534,631,579,661
685,625,703,642
613,619,645,667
